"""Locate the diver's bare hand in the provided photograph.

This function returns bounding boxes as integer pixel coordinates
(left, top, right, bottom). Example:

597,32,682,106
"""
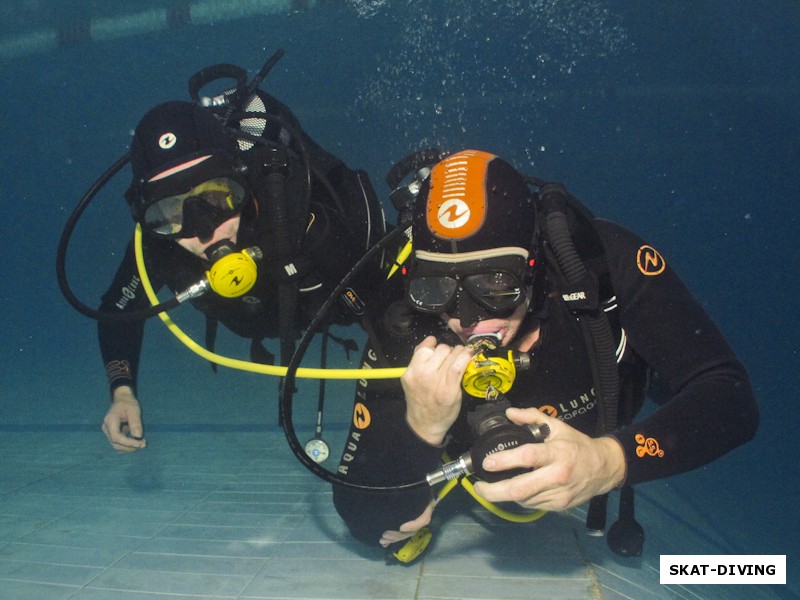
380,501,435,548
473,406,625,511
401,336,473,445
102,386,147,453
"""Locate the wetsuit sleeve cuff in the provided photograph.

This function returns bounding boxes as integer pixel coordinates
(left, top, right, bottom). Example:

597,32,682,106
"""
602,434,628,488
385,419,448,483
105,360,136,397
404,416,450,450
611,425,671,486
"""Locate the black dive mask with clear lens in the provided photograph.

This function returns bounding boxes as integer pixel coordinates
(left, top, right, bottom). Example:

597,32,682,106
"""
405,255,529,319
142,177,247,239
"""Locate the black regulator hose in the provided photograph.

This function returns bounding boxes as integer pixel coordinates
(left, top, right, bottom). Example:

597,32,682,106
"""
279,223,428,492
537,182,623,540
538,183,620,434
56,153,182,322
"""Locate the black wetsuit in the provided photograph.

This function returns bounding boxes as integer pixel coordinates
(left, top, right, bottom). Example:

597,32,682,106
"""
98,93,383,394
332,217,759,545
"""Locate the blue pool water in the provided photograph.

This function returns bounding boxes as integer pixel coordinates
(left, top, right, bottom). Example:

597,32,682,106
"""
0,1,797,598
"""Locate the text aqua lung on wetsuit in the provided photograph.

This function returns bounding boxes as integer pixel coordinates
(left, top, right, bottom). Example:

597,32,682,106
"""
114,275,142,310
338,430,363,475
540,387,596,421
338,350,378,476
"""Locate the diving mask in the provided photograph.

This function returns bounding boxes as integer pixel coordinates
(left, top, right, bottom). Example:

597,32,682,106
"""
405,255,529,318
141,177,248,238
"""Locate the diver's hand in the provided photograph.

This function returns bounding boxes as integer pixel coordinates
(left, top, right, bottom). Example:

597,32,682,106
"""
379,501,435,548
401,336,473,446
102,386,147,453
472,406,625,511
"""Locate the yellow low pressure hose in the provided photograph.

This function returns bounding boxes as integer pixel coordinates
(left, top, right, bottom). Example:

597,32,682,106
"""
459,476,547,523
433,457,547,524
137,226,549,523
133,225,406,380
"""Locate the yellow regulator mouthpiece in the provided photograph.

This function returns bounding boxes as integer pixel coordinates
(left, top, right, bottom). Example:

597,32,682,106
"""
207,247,261,298
462,349,518,397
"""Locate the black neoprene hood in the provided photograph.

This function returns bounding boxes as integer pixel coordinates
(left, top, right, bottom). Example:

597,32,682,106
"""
412,150,537,258
125,101,242,218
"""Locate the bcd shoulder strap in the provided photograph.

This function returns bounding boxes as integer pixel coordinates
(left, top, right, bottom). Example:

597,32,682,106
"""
535,183,647,554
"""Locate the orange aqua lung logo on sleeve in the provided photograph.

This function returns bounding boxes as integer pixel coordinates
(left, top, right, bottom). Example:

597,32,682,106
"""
635,433,664,458
637,245,666,276
353,402,371,429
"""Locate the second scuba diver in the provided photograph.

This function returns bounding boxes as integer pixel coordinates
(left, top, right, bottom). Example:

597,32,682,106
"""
95,60,385,452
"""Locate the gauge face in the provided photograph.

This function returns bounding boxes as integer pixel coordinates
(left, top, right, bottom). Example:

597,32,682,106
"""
304,438,330,463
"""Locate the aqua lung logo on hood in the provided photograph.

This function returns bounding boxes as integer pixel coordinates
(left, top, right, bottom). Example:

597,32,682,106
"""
158,132,177,149
426,150,493,241
437,199,470,229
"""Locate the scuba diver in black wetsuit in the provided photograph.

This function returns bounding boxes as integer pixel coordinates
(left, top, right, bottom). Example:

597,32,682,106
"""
88,56,385,452
332,149,758,559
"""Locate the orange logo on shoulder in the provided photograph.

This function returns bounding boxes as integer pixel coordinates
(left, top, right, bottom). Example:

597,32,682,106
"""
637,245,666,276
353,402,371,429
635,433,664,458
